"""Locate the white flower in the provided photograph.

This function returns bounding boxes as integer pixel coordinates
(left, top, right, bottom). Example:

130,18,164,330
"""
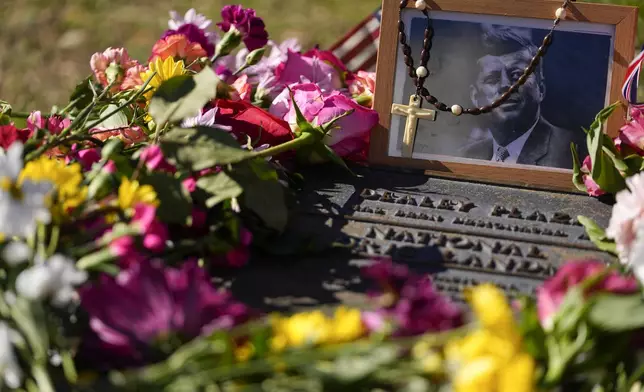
15,254,87,307
0,321,22,389
168,8,213,31
606,172,644,281
1,241,31,266
0,142,53,238
181,108,233,133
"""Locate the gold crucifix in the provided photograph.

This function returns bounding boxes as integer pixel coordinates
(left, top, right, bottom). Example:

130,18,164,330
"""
391,95,437,158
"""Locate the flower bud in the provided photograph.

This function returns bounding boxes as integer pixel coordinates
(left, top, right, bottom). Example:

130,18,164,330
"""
214,27,243,58
245,47,266,67
105,62,123,85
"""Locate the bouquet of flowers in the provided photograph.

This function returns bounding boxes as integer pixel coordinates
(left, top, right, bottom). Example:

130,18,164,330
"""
0,5,644,392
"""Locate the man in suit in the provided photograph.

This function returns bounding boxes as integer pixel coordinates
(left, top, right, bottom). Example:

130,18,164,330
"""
460,25,584,169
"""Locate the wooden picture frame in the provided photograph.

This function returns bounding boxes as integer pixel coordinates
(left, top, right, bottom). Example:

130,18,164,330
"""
370,0,639,192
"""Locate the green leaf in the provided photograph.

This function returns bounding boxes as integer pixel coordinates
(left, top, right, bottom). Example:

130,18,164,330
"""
161,126,251,171
623,154,644,174
148,67,222,126
571,143,587,192
577,215,618,255
196,172,243,208
589,293,644,332
68,76,94,112
140,172,192,224
587,102,626,193
231,159,288,232
97,104,129,129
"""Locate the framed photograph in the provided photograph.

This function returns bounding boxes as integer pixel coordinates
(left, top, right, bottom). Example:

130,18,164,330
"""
370,0,639,192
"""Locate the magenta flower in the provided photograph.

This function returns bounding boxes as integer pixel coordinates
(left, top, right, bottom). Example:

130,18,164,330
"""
536,259,639,331
106,204,168,266
78,260,251,368
361,260,464,336
217,5,268,52
139,145,176,173
162,24,215,57
27,111,71,135
65,144,101,171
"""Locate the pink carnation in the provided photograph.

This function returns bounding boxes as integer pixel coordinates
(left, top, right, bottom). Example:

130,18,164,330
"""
537,260,638,331
90,47,144,91
349,71,377,108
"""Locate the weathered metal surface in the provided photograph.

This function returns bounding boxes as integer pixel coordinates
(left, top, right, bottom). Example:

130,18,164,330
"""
227,166,615,311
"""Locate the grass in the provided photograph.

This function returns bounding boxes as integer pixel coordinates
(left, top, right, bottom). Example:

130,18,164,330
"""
0,0,641,111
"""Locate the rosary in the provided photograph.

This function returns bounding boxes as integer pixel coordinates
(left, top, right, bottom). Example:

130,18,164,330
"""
393,0,573,158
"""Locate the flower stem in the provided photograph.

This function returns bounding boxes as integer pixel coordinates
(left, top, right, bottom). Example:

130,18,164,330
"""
32,364,55,392
250,132,315,159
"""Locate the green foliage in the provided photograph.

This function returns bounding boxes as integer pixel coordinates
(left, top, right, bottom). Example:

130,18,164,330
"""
196,172,244,209
577,215,618,255
161,127,251,171
149,68,223,127
588,293,644,332
140,172,193,224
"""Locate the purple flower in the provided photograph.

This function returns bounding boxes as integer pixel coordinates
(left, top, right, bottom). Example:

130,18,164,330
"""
361,260,464,336
162,24,215,57
78,260,251,368
217,5,269,51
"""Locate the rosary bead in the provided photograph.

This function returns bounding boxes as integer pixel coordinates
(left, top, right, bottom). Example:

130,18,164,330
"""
555,7,567,19
451,105,463,116
415,0,427,10
416,66,428,78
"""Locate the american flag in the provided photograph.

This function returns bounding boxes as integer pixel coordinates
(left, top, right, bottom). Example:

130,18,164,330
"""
330,8,382,73
623,46,644,109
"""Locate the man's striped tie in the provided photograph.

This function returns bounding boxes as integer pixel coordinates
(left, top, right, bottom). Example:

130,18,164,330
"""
494,146,510,162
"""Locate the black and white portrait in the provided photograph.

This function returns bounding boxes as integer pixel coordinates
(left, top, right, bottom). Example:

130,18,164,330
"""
388,10,614,170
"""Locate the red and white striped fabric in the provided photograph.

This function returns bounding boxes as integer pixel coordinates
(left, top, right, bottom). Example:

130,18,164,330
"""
329,8,382,73
622,46,644,109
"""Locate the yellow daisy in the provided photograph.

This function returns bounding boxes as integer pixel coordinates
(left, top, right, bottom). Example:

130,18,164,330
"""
19,156,87,221
140,56,188,102
118,177,159,212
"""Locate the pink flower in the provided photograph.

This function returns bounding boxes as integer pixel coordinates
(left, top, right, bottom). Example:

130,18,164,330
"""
106,204,168,266
305,49,349,74
90,126,147,146
580,156,606,197
536,260,639,331
217,5,268,52
270,83,379,158
78,260,251,369
90,48,144,91
103,160,117,174
348,71,377,108
606,172,644,281
27,111,71,134
139,145,176,173
65,144,101,171
618,107,644,155
225,228,253,267
275,50,343,93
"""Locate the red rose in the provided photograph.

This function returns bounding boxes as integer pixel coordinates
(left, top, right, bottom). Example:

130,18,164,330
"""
0,124,31,149
214,99,294,150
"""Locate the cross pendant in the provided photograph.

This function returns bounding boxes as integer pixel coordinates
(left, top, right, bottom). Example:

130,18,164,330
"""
391,95,437,158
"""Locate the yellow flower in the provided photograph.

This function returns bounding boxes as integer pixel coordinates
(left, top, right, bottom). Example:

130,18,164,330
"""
118,177,159,212
270,306,365,352
140,57,188,102
19,156,87,220
326,306,365,344
498,352,535,392
445,284,535,392
464,283,521,346
452,356,499,392
234,342,255,363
